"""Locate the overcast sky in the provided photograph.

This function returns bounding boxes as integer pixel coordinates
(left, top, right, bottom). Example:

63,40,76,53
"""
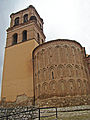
0,0,90,97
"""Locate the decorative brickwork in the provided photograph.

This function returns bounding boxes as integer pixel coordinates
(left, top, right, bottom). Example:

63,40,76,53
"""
33,39,90,106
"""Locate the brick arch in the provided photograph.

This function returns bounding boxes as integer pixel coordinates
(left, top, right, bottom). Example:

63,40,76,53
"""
77,79,82,95
57,80,66,97
71,46,76,55
57,64,65,78
42,82,48,94
83,79,88,95
49,80,57,94
48,66,56,80
38,69,44,82
66,64,74,77
42,68,47,82
68,79,75,96
49,65,55,70
75,65,81,77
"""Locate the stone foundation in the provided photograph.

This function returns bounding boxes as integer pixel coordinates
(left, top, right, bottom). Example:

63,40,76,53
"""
0,94,90,119
0,106,37,120
1,94,90,108
0,94,33,108
36,95,90,107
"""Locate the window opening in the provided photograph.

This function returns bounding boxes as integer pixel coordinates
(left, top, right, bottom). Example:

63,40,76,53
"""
23,14,28,23
22,30,27,41
52,71,54,79
14,17,19,26
12,33,18,45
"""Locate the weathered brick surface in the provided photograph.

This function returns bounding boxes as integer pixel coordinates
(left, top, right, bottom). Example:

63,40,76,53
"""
36,95,90,107
33,39,90,106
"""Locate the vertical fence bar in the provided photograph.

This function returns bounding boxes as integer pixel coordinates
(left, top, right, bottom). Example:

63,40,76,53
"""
56,107,58,119
6,116,8,120
39,108,40,120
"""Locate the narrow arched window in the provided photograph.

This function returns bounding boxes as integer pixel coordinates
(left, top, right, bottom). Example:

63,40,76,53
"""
37,33,40,44
14,17,19,26
22,30,27,42
12,33,18,45
23,14,28,23
52,71,54,79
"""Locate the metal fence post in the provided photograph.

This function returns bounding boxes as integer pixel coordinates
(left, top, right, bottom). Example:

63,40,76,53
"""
56,107,58,119
6,116,8,120
39,108,40,120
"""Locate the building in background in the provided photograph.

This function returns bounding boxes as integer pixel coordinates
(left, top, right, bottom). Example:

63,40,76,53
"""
1,5,90,107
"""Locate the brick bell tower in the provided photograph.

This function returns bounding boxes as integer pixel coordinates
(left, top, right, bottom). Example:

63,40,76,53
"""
1,5,45,101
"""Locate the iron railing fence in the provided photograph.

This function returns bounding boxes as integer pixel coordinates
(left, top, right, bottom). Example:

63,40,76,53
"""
38,107,58,120
0,107,58,120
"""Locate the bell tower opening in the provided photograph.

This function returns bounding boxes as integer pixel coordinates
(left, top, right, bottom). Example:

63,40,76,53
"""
22,30,27,42
23,14,28,23
14,17,19,26
12,33,18,45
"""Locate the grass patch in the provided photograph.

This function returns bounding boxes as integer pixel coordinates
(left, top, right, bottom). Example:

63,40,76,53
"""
40,112,90,120
40,116,56,120
58,113,90,120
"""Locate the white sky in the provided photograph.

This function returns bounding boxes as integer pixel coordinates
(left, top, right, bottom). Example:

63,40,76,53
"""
0,0,90,97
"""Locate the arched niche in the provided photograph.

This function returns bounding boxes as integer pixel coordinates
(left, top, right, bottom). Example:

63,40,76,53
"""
12,33,18,45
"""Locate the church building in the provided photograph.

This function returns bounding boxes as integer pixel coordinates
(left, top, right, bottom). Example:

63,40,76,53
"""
1,5,90,107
